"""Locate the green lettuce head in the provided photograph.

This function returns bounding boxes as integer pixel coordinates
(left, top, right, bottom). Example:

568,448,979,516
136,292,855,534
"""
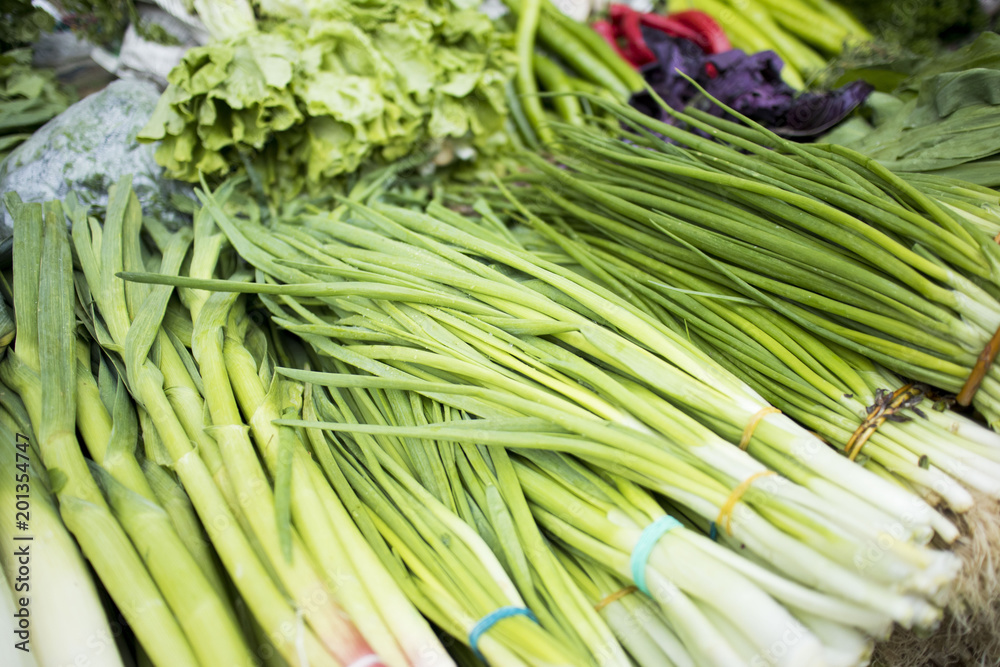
139,0,514,198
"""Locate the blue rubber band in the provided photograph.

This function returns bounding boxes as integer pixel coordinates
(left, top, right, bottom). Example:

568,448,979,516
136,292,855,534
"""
469,605,538,662
709,521,718,541
630,515,683,596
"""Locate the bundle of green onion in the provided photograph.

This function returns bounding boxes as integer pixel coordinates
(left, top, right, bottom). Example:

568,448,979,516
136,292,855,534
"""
456,177,1000,664
460,182,1000,513
0,377,123,667
300,379,616,666
1,195,200,667
509,94,1000,432
300,378,876,666
1,182,457,666
451,93,1000,664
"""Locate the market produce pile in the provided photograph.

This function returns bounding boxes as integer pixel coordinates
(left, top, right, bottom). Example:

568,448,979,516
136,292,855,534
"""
2,1,1000,667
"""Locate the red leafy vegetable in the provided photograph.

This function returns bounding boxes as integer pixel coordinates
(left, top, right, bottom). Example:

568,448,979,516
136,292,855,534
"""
591,19,630,61
639,12,711,53
630,30,872,138
597,6,729,70
661,10,730,54
615,6,657,66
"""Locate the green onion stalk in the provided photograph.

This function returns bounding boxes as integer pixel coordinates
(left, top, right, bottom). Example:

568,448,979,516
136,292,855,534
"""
88,460,256,667
903,174,1000,239
499,0,642,149
70,318,255,666
511,0,551,146
518,94,1000,431
0,196,199,666
0,405,120,667
66,177,351,667
506,0,641,101
480,138,990,524
454,110,1000,662
497,167,1000,493
295,363,631,666
42,195,258,667
74,176,453,667
194,288,391,667
124,185,960,644
217,294,454,667
182,181,453,667
297,379,595,666
62,193,235,605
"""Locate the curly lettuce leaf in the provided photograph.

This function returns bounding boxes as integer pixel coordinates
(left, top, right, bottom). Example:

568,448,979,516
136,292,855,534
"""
139,1,514,197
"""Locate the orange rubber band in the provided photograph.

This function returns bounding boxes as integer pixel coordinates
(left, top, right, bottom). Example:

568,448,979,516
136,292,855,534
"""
739,407,781,451
594,586,638,612
961,235,1000,404
957,325,1000,407
714,470,776,537
846,384,923,461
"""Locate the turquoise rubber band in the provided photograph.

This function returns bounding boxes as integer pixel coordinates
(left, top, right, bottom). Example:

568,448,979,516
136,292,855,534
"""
469,605,538,662
630,515,683,596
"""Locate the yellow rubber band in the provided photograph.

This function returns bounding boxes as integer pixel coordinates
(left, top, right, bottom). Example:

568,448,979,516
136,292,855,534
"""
715,471,776,537
739,406,781,451
846,384,923,461
594,586,638,612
